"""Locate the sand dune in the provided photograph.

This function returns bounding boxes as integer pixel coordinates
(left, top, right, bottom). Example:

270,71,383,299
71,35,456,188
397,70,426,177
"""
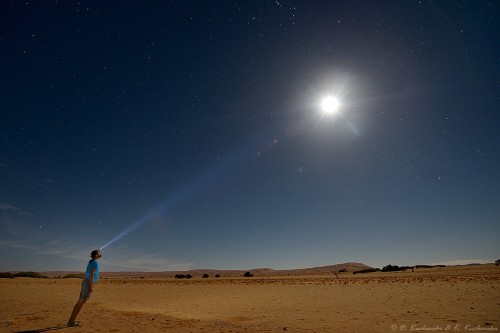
1,264,499,332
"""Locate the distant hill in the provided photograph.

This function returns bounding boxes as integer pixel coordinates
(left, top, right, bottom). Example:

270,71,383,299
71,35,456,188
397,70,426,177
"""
40,262,373,278
250,262,374,275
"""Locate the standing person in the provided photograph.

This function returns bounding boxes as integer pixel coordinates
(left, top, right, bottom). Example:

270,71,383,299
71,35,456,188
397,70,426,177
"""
67,249,102,327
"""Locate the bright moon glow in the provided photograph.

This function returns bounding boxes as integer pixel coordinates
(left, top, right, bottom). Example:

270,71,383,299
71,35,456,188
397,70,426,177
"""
321,96,340,114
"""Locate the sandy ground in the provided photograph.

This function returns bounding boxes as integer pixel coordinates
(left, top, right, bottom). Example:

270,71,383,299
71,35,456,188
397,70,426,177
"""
1,265,499,333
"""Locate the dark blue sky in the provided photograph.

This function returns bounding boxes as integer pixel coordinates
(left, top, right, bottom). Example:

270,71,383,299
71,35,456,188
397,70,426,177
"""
1,1,498,271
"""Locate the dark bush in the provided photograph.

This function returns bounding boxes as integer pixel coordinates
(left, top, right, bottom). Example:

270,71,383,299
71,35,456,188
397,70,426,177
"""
14,272,43,278
175,274,186,279
0,272,15,278
202,274,209,278
353,268,381,275
215,274,220,278
382,265,399,272
243,271,253,277
382,265,413,272
186,274,192,279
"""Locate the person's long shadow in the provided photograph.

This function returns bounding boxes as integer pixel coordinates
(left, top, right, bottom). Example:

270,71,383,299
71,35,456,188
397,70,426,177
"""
14,324,68,333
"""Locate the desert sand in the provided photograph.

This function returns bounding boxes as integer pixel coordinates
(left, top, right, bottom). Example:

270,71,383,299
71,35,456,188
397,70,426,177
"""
1,264,499,333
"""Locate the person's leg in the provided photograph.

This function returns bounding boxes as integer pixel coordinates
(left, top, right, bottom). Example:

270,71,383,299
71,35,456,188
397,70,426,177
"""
68,298,86,326
68,279,90,326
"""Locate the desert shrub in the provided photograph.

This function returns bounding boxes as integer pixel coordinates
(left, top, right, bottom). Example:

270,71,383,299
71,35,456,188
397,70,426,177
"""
243,271,253,277
63,273,85,279
339,269,347,273
186,274,192,279
353,268,381,275
14,272,43,278
175,274,186,279
215,274,220,278
382,265,413,272
202,274,209,278
0,272,15,278
382,265,399,272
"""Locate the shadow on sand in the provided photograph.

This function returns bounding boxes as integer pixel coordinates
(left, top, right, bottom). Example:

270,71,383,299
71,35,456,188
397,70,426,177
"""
14,324,68,333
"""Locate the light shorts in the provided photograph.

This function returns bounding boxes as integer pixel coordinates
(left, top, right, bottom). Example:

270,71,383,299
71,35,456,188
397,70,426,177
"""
79,278,92,300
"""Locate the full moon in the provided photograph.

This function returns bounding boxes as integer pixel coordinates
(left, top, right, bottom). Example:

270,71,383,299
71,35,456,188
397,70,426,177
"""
321,96,340,114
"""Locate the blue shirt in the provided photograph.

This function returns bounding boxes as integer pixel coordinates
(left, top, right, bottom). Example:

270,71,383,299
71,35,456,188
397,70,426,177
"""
85,259,99,283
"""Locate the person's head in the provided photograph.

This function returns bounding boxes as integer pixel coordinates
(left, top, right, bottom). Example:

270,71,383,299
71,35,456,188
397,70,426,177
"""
90,250,102,260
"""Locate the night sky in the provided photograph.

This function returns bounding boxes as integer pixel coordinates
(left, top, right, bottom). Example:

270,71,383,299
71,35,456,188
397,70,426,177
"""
1,1,498,272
